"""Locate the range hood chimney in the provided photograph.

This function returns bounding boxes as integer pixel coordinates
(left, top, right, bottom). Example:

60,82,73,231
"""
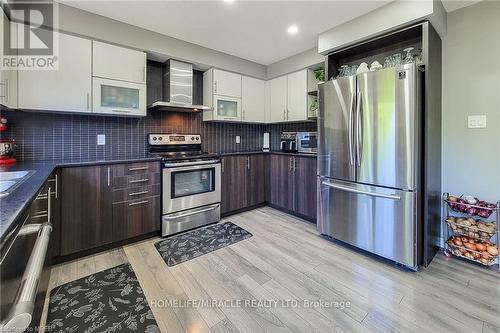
148,59,210,112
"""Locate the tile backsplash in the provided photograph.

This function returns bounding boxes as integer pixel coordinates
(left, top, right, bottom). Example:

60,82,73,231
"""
1,109,316,161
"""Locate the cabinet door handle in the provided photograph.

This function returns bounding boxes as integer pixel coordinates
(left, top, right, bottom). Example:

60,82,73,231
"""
129,166,148,171
247,156,250,169
214,80,217,94
143,67,146,82
289,158,293,171
107,167,111,187
55,174,58,199
221,159,225,173
129,190,149,197
129,200,149,206
112,109,131,113
86,93,90,110
129,178,149,184
47,187,51,223
293,157,297,172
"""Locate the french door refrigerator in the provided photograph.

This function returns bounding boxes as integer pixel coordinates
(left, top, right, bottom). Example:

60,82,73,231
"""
318,63,421,269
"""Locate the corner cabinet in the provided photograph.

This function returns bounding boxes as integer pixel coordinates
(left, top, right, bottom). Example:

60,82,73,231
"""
18,31,93,113
268,154,317,221
221,154,266,214
268,69,309,123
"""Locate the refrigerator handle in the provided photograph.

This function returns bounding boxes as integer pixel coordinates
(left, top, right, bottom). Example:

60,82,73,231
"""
321,180,401,200
348,92,354,165
356,92,362,167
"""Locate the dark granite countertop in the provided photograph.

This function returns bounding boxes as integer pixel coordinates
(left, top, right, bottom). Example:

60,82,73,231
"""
218,151,317,158
0,156,161,243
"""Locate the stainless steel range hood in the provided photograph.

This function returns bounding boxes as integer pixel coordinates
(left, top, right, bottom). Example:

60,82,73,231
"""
148,59,210,112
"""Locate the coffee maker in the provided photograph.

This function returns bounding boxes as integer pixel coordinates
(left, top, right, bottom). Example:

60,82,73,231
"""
279,132,297,153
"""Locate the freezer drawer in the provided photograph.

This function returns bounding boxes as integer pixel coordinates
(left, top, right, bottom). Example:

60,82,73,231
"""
318,177,417,268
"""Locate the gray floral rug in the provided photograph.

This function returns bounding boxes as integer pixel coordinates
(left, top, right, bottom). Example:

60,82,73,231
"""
155,221,252,266
46,263,159,333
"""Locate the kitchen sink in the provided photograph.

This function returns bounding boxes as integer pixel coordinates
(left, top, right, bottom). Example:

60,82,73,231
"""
0,170,35,197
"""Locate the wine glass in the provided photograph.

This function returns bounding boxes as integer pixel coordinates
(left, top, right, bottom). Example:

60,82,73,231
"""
392,53,402,66
403,47,414,63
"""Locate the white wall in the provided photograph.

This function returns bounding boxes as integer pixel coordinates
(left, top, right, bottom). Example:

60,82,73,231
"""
266,47,324,79
442,1,500,202
56,4,267,79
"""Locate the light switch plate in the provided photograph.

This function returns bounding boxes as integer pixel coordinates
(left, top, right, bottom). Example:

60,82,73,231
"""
468,115,487,129
235,135,241,144
97,134,106,145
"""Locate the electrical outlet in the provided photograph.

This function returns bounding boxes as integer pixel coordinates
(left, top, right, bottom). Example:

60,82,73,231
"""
235,136,241,144
97,134,106,145
467,115,487,129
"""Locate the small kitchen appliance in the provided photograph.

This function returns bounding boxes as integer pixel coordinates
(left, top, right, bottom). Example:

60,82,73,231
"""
148,134,221,237
0,116,16,165
296,131,318,154
279,132,297,153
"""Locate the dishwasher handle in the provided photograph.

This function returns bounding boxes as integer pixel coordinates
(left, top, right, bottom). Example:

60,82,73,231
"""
0,223,52,332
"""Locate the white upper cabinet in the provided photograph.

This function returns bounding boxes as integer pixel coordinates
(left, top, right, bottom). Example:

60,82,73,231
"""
269,75,287,122
213,69,241,98
286,69,308,121
93,41,146,83
18,31,92,113
0,14,18,108
241,76,265,123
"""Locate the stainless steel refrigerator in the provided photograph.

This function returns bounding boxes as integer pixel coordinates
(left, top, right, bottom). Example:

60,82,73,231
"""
318,63,421,269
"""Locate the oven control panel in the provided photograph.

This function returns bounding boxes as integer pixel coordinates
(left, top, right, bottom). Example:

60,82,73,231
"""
149,134,201,145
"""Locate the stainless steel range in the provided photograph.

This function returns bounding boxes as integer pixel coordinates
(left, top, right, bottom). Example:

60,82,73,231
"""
148,134,221,237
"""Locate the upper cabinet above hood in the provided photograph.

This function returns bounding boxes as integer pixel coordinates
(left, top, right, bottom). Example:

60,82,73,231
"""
148,59,211,112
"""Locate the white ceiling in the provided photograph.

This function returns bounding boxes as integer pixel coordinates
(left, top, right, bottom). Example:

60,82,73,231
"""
59,0,392,65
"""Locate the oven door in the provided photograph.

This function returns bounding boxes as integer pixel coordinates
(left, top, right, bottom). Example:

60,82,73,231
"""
163,162,221,214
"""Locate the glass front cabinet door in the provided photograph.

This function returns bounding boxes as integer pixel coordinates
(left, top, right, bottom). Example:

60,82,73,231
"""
93,77,146,116
214,95,241,121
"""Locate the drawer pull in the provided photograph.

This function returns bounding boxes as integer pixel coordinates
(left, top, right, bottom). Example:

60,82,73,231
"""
129,190,149,197
129,200,149,206
129,166,148,171
35,194,48,200
129,178,149,184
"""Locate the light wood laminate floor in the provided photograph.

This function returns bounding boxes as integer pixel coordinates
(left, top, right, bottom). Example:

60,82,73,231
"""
43,207,500,333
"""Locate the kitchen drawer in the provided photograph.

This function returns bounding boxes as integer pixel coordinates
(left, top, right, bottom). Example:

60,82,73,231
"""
112,196,160,242
113,172,160,189
123,162,160,175
113,184,160,203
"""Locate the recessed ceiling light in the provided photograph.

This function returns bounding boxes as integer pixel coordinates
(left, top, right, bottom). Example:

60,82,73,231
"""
287,25,298,35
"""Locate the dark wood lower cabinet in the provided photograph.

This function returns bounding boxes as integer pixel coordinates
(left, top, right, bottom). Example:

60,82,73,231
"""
247,155,266,207
60,165,113,256
221,154,266,215
269,154,294,211
221,155,248,214
293,156,317,220
112,196,160,242
269,154,317,221
59,161,161,257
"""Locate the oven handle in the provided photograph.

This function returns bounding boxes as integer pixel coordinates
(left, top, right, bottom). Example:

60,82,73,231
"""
163,204,220,220
163,159,220,168
0,223,52,332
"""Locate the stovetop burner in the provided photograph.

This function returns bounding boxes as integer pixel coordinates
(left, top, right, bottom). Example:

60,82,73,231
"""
148,133,218,162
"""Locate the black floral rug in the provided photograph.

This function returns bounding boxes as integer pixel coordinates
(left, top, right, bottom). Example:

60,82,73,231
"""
155,221,252,266
46,263,160,333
